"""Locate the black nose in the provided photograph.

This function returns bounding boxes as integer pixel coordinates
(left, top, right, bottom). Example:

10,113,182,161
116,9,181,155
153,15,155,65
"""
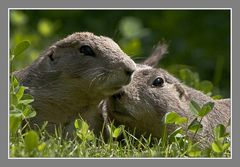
124,69,134,76
112,90,125,100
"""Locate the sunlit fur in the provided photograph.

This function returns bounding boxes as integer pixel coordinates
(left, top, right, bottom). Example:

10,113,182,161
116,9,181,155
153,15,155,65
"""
106,64,230,146
14,32,136,136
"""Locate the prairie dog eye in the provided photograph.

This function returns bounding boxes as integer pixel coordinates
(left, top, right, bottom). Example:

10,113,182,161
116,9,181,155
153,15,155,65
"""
79,45,95,56
152,77,164,87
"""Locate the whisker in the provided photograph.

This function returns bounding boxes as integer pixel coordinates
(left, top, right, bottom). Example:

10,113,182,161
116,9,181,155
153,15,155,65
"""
88,72,105,90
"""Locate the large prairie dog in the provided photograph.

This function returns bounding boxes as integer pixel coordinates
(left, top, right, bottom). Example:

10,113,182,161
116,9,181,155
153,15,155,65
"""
104,64,230,145
14,32,136,136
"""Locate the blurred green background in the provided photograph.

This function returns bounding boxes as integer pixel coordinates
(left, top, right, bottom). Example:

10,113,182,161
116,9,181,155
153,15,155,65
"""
10,10,230,97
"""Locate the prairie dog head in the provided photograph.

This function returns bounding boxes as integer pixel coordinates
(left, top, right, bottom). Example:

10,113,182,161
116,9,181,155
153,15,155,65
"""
36,32,136,96
106,64,189,138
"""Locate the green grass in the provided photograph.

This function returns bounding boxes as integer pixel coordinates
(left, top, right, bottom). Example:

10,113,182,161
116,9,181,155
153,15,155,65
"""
9,83,231,158
9,41,231,158
9,119,231,158
9,81,231,158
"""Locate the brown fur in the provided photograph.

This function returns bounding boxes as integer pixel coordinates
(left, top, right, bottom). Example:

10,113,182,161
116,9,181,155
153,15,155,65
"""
14,32,136,136
104,64,230,146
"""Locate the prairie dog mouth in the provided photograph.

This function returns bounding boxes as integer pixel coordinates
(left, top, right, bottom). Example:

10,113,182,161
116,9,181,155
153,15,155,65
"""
108,67,133,85
101,86,123,96
101,77,131,95
106,95,136,120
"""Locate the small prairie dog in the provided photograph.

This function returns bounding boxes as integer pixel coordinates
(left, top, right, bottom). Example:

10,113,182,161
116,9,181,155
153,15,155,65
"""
104,59,230,145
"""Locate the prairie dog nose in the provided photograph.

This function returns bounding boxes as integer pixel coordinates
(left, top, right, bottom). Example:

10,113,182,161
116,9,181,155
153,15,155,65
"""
112,90,125,100
124,68,135,76
122,58,136,76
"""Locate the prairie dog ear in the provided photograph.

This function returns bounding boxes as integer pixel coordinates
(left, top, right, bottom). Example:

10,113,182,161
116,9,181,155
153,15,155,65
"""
143,41,168,67
45,40,79,62
44,46,56,61
55,39,79,48
173,83,189,101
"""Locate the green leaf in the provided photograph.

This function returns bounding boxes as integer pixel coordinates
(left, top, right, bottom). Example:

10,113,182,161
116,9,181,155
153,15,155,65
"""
163,112,188,125
179,69,199,87
188,150,202,157
175,117,188,125
74,119,79,129
222,143,230,151
211,141,223,153
120,38,142,56
14,40,30,56
16,86,25,101
10,105,22,116
11,11,27,26
10,93,18,107
187,141,202,157
199,80,213,94
189,100,201,116
74,119,89,135
179,69,192,84
19,94,34,105
22,106,36,119
24,130,39,152
13,76,19,87
163,112,180,124
188,118,203,133
85,133,94,141
119,17,144,38
37,142,46,152
198,102,214,117
10,115,22,134
113,127,122,138
212,95,222,100
38,19,54,37
213,124,226,140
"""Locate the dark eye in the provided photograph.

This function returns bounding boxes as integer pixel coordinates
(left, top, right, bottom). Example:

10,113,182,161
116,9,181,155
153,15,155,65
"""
152,77,164,87
79,45,95,56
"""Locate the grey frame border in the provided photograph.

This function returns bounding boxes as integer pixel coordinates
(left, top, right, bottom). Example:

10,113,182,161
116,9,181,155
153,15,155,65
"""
1,0,240,167
7,8,233,160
